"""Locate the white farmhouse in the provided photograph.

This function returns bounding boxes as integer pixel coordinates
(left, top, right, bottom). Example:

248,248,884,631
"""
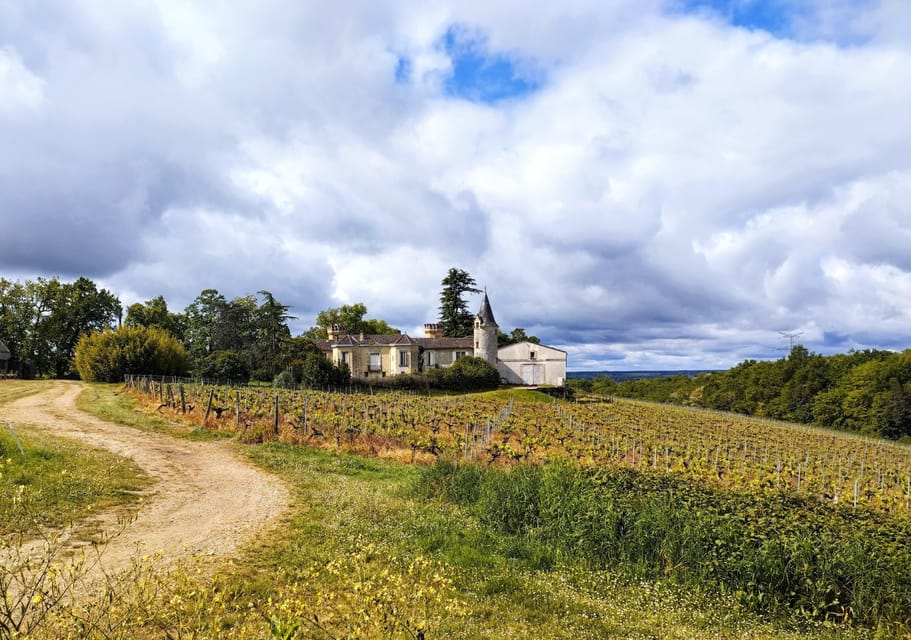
496,341,567,387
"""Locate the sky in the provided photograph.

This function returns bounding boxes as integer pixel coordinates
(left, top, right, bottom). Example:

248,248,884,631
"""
2,0,911,371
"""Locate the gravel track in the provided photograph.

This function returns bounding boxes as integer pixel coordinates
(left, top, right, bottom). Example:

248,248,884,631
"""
2,381,289,576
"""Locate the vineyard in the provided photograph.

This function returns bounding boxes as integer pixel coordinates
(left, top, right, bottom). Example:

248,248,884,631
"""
124,375,911,516
116,375,911,630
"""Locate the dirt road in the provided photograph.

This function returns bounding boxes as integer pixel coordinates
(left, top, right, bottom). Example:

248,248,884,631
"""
2,381,289,575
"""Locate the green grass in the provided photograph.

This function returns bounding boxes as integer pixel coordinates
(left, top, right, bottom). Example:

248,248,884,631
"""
0,379,42,404
477,387,562,403
419,460,911,630
0,383,150,537
64,383,877,639
237,444,868,639
76,382,231,441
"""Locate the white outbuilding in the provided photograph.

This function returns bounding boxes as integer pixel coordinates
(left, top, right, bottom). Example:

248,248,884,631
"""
496,341,567,387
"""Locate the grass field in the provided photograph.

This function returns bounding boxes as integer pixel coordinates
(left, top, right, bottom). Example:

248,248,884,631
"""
0,381,149,537
50,382,885,639
0,380,42,405
6,380,909,637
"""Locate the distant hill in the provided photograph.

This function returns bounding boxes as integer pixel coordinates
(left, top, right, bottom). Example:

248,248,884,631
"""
567,370,719,382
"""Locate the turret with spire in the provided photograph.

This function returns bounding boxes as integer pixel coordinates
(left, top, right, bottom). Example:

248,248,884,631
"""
473,291,499,365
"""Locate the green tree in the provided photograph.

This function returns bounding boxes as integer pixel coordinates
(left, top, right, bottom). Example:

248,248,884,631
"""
183,289,227,364
0,279,33,374
124,295,186,341
283,338,350,387
567,378,593,394
591,374,616,395
196,350,250,382
33,277,122,377
498,327,541,346
438,268,480,337
302,303,399,339
183,290,258,377
74,325,188,382
252,290,295,381
874,378,911,439
214,295,258,354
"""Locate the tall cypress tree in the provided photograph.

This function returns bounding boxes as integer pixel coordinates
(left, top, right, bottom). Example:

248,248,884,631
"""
437,268,480,337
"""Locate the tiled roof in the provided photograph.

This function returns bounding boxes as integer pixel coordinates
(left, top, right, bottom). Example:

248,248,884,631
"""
322,333,418,348
414,336,474,350
311,339,332,352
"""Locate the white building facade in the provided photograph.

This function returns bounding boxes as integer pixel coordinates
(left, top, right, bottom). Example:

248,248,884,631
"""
496,341,567,387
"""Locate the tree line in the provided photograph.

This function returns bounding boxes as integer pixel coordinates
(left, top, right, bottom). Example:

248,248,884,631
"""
571,345,911,440
0,277,121,378
0,268,525,388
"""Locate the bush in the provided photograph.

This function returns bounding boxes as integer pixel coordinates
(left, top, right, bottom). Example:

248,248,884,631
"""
290,352,350,388
348,357,499,393
442,356,500,391
273,370,295,388
74,326,188,382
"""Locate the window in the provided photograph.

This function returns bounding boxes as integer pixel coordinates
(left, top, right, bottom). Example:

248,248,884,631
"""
369,352,381,372
454,351,467,361
398,351,409,367
427,351,436,366
341,351,350,365
529,351,536,360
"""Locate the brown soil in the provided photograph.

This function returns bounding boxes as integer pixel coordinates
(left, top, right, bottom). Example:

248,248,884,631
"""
3,380,289,576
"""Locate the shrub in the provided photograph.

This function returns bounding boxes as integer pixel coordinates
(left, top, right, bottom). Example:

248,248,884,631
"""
442,356,500,391
290,352,350,388
74,326,188,382
348,358,498,393
273,370,295,388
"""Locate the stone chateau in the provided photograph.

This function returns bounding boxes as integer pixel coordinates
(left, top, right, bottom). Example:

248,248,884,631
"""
313,293,567,386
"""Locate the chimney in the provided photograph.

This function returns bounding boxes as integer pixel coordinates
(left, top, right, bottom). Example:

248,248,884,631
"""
328,324,346,341
424,323,443,339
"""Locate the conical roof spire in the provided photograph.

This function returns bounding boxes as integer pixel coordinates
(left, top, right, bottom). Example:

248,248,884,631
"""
477,291,498,327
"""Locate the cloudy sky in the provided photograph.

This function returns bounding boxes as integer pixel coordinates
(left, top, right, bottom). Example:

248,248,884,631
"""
2,0,910,371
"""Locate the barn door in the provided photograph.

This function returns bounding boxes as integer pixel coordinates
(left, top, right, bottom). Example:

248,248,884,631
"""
521,364,543,385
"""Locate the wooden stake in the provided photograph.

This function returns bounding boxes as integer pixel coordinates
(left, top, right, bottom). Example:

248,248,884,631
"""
204,388,215,422
273,394,280,436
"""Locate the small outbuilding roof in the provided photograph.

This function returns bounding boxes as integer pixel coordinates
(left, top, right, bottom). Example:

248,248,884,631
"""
0,339,10,360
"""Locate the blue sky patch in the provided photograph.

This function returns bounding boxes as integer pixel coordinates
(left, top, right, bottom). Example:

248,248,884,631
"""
394,56,411,83
438,25,542,103
675,0,797,37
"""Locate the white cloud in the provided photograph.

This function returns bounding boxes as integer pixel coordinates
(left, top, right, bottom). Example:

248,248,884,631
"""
0,47,44,115
2,0,911,369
